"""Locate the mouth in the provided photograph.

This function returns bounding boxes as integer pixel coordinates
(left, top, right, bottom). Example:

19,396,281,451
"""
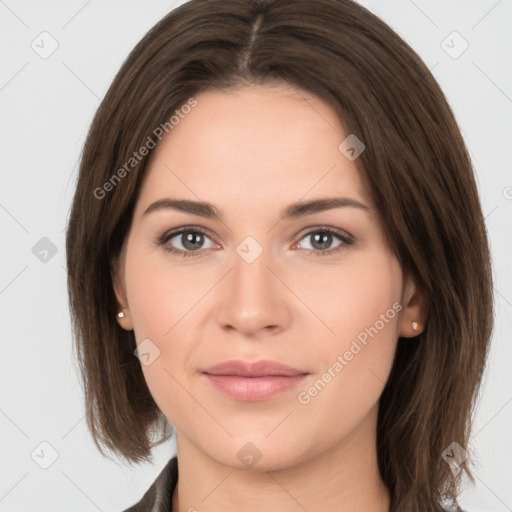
201,360,309,402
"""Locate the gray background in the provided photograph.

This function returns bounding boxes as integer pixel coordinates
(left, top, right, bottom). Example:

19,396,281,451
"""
1,0,511,510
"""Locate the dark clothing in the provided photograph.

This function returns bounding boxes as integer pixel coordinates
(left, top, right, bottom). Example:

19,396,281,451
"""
122,456,464,512
123,457,177,512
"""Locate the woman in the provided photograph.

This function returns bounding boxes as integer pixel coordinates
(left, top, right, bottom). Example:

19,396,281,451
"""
65,0,493,510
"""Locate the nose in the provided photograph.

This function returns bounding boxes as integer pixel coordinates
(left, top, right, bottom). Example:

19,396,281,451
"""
216,244,292,338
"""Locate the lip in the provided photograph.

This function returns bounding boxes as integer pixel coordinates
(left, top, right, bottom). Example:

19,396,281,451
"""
202,360,309,402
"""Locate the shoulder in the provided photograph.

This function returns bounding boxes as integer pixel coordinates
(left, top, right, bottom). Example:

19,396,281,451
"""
122,456,178,512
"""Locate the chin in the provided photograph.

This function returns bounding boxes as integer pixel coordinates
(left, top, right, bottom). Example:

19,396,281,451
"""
204,437,306,474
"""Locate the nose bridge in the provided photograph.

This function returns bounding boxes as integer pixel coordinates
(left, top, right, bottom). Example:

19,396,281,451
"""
217,236,290,335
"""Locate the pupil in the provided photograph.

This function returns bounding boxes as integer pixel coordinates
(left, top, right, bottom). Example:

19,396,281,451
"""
183,231,203,250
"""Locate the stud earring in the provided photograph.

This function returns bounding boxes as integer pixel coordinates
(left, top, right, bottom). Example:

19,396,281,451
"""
411,321,419,331
117,311,126,318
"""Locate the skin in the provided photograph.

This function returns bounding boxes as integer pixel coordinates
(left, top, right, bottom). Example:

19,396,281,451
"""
113,84,426,512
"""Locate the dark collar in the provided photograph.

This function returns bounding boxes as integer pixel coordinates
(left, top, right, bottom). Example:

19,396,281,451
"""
123,456,177,512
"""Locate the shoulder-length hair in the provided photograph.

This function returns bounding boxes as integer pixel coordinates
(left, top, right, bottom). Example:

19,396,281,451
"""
65,1,493,510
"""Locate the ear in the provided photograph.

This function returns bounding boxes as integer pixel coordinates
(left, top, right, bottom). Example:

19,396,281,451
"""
111,247,134,331
398,272,428,338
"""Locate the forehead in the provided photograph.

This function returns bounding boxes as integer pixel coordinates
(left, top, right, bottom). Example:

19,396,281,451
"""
134,84,372,216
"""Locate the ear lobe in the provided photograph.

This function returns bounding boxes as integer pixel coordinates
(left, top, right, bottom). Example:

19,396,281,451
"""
399,274,428,338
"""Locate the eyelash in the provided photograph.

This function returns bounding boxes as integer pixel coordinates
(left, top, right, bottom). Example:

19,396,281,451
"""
154,225,353,258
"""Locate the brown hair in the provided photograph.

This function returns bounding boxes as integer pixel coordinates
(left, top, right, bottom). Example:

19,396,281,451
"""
65,0,493,510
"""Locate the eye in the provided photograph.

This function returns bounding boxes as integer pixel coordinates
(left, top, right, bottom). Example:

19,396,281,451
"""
295,227,353,256
155,225,353,258
155,227,219,257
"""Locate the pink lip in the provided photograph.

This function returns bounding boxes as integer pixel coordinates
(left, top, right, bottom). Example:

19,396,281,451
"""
202,360,308,401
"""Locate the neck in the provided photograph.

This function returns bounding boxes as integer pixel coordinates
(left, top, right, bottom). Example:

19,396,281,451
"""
172,405,390,512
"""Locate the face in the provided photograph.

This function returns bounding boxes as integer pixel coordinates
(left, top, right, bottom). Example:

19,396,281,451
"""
113,84,423,472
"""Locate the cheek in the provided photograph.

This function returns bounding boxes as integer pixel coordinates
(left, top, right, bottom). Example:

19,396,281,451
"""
296,252,403,423
293,248,403,350
337,253,403,377
124,242,195,339
123,242,208,415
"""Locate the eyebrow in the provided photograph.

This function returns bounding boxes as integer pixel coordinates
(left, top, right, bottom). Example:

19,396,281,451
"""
142,196,371,221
